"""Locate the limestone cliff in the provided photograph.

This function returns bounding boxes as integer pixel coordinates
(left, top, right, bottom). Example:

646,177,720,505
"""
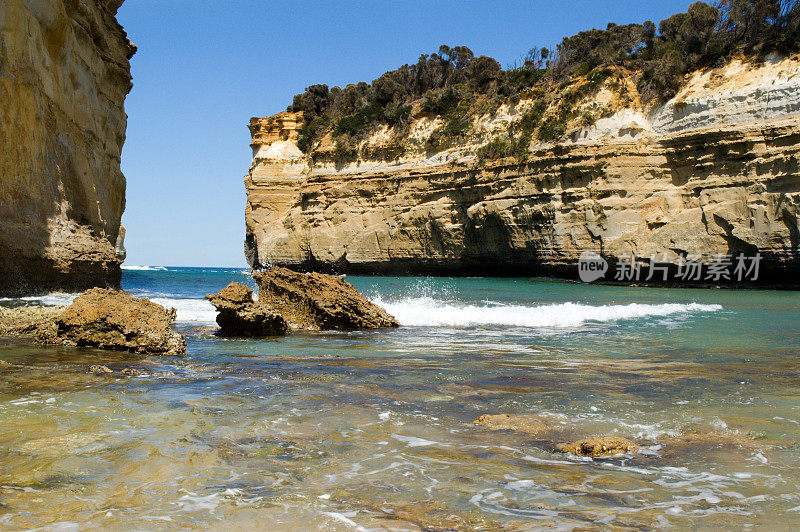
245,57,800,283
0,0,134,296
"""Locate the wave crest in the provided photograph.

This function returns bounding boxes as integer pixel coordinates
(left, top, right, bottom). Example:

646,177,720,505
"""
370,296,722,328
150,297,217,324
121,265,168,271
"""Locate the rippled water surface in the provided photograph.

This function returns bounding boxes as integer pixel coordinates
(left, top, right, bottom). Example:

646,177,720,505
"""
1,267,800,530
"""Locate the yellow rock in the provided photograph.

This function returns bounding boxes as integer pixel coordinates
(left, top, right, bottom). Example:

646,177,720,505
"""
557,436,639,457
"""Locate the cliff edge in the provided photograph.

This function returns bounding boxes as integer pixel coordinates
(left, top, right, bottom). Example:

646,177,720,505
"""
245,55,800,284
0,0,134,296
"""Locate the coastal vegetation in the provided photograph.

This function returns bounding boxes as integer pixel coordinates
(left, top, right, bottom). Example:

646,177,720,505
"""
287,0,800,155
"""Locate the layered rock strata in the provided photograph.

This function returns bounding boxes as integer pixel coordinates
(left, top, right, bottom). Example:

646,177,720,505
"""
245,58,800,284
0,0,134,296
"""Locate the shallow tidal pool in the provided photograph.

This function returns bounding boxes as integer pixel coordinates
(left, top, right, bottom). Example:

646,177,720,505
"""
1,269,800,530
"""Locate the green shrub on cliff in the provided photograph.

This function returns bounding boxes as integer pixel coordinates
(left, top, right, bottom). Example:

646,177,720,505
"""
288,1,800,152
476,137,514,161
333,138,358,165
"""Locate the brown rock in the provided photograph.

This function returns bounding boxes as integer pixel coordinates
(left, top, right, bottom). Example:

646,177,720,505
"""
557,436,639,457
253,267,398,331
205,282,288,337
121,367,142,376
662,432,767,456
90,365,112,375
0,305,62,342
374,500,501,531
57,288,185,355
473,414,552,437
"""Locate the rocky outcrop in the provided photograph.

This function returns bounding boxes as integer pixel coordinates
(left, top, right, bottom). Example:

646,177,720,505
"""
253,267,398,331
0,1,135,296
57,288,185,355
245,58,800,284
0,305,62,342
0,289,185,355
205,282,288,337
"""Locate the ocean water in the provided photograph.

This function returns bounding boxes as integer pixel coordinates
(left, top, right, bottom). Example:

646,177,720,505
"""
1,267,800,530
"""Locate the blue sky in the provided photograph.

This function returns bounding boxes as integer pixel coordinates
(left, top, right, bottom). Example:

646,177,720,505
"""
117,0,696,267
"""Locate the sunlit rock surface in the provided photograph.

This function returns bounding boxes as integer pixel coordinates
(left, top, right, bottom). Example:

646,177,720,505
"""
245,58,800,283
0,288,185,355
0,0,134,295
254,267,398,331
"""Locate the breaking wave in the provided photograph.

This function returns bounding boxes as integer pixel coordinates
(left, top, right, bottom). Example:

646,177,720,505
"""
150,297,217,324
370,296,722,328
0,293,79,307
121,265,168,271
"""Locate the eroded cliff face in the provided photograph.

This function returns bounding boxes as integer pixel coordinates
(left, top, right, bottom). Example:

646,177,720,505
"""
246,57,800,283
0,0,134,296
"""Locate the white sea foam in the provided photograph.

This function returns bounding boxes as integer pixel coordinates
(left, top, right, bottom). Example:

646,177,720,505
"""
370,296,722,328
150,297,217,324
121,265,168,271
0,293,78,306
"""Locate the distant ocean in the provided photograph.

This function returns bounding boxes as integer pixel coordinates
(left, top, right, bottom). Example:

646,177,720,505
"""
1,266,799,529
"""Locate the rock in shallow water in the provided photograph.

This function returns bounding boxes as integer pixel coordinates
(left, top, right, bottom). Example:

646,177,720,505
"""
205,282,288,337
253,267,398,331
57,289,185,355
20,433,111,456
557,436,639,457
89,365,113,375
0,306,62,342
661,431,768,458
474,414,554,437
0,289,185,356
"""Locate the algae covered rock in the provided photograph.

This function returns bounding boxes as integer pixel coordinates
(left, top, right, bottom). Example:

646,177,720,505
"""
473,414,553,437
556,436,639,457
254,267,398,331
206,282,287,337
56,288,185,355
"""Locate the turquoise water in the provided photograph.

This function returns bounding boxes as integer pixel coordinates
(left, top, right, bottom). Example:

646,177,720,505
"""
1,267,799,529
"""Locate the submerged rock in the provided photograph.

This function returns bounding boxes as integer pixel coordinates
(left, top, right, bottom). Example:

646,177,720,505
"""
474,414,554,437
89,365,113,375
20,433,110,456
557,436,639,457
254,267,398,331
662,431,768,457
205,282,288,337
56,289,185,355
